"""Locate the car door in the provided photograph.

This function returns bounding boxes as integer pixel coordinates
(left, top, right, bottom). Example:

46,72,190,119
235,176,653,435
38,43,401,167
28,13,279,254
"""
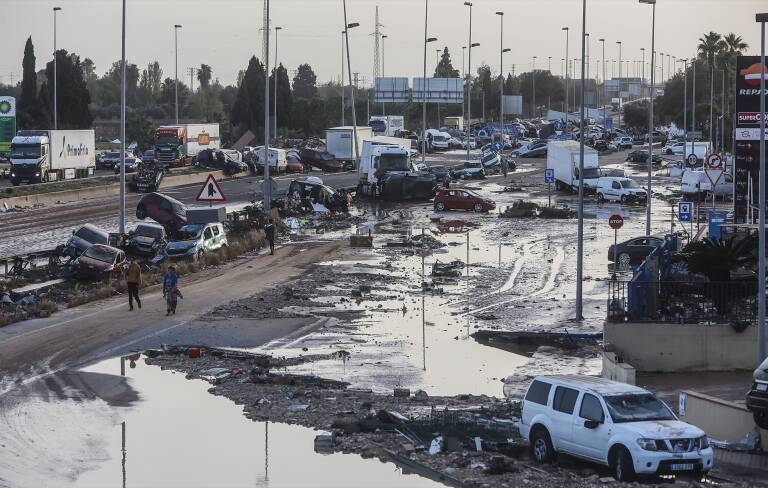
571,393,611,462
456,191,474,210
610,181,622,201
202,226,215,251
550,386,580,453
628,238,656,261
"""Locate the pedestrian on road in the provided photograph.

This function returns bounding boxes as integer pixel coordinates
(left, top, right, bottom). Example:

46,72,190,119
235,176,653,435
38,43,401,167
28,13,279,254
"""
126,259,143,311
163,266,179,316
265,218,276,255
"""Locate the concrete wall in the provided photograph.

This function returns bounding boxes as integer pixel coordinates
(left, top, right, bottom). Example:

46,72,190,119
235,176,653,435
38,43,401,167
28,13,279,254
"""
601,350,637,385
604,321,768,372
678,390,767,448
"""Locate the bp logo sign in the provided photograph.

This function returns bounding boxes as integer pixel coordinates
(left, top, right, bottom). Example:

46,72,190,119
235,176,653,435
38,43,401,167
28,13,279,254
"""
0,97,16,117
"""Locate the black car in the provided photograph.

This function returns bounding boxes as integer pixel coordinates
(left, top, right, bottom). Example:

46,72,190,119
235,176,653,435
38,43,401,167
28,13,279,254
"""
97,151,122,170
746,358,768,429
607,236,664,268
125,223,167,257
626,150,662,164
645,131,667,145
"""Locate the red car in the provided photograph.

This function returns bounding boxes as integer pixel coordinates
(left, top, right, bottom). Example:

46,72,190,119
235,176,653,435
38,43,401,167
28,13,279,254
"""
433,188,496,213
74,244,127,281
136,192,187,232
298,148,344,172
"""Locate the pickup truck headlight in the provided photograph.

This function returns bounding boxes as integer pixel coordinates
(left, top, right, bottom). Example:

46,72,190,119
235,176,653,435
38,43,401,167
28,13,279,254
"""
636,438,659,451
697,435,710,449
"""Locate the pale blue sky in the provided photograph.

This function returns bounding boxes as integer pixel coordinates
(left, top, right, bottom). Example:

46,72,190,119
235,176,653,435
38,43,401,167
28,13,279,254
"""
2,0,765,86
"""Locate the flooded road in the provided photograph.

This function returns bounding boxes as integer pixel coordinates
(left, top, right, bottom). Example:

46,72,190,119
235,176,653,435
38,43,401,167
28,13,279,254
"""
0,357,441,488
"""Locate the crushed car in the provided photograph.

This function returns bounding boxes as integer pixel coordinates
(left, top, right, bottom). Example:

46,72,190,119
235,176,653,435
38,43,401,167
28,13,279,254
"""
287,177,350,213
61,223,110,259
73,244,127,281
125,223,168,257
136,192,187,233
450,161,486,180
164,222,227,261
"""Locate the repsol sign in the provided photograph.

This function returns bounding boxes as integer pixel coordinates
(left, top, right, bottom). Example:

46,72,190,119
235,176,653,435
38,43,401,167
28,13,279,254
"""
735,56,768,124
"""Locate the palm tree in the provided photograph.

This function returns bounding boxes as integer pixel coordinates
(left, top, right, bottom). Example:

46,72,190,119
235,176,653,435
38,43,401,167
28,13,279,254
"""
697,32,726,144
720,34,748,148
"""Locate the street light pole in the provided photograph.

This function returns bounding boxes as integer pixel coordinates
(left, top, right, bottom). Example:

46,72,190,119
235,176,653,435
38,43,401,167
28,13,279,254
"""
756,12,767,364
532,56,537,118
680,59,688,161
600,38,606,127
263,0,271,209
464,2,474,163
616,41,622,128
119,0,126,234
341,31,345,126
462,46,467,123
422,1,437,167
563,27,570,122
640,0,656,236
53,7,61,130
342,4,360,169
496,12,504,127
174,24,182,124
641,47,646,96
576,0,587,321
274,26,282,137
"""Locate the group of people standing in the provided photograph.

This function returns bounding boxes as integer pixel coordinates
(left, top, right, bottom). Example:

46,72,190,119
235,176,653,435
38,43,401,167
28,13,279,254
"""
125,260,182,315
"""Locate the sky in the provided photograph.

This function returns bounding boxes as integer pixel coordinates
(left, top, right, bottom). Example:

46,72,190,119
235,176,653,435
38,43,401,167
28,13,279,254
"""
1,0,766,88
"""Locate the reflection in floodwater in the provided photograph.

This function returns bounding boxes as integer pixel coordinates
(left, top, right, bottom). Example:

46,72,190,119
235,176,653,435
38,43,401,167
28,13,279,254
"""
0,357,440,488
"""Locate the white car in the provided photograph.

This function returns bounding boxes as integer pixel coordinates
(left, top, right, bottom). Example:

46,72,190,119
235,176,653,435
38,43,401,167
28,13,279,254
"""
615,136,633,150
430,133,451,151
520,375,714,481
662,141,687,155
681,169,733,200
596,176,647,204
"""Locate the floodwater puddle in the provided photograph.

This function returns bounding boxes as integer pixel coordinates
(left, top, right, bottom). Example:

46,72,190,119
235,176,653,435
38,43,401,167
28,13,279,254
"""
0,358,441,488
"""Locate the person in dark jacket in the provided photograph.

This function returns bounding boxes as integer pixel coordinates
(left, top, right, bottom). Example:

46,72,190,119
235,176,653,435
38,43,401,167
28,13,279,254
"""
126,259,143,311
265,219,276,255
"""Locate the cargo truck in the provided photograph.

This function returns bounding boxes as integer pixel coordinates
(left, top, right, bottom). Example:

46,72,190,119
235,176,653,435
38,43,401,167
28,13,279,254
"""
154,124,220,167
325,126,373,170
357,137,435,201
547,140,600,192
368,116,405,137
9,129,95,185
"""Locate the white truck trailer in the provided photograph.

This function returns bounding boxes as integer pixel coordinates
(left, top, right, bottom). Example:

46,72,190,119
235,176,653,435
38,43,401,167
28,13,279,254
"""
547,140,600,192
325,126,374,169
10,129,95,185
368,116,405,137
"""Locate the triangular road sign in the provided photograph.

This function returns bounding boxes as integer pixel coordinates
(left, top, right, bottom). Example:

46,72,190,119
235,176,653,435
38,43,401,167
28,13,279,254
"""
196,174,226,202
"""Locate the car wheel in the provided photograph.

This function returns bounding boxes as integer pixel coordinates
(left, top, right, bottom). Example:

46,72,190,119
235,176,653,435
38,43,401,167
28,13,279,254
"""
611,446,636,482
435,202,446,211
754,410,768,430
196,250,205,262
667,149,673,155
530,428,555,464
620,195,628,205
136,204,147,220
597,193,605,203
618,253,631,270
473,203,484,213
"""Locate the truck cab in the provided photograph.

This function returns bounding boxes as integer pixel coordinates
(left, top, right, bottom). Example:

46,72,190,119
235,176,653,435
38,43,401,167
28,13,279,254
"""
357,143,413,197
154,126,185,167
9,133,49,184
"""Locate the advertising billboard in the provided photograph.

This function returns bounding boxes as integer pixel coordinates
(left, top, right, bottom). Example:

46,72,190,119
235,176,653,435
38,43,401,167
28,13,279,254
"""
733,56,767,223
502,95,523,115
412,78,464,104
373,77,410,103
0,96,16,156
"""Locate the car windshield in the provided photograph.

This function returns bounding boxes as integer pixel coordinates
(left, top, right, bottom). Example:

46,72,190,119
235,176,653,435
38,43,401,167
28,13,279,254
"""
135,225,163,238
75,226,107,244
621,180,640,189
11,144,41,159
433,136,447,142
604,394,676,423
106,152,120,158
83,246,116,264
156,136,180,146
379,154,409,172
583,168,601,179
370,120,386,132
320,152,335,161
176,225,203,240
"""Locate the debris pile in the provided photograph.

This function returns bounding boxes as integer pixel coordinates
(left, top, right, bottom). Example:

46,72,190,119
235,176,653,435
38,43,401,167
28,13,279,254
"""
499,200,576,219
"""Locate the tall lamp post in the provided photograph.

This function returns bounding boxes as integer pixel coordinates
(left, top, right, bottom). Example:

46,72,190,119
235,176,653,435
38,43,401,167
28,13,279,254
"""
640,0,656,236
464,1,475,163
341,31,345,125
274,26,282,136
174,24,182,124
600,38,606,127
532,56,537,118
53,7,62,130
679,58,688,161
343,14,360,168
422,1,437,166
616,41,622,128
381,34,387,115
119,0,126,234
496,12,504,126
563,27,570,121
263,1,271,209
575,0,587,321
756,12,767,364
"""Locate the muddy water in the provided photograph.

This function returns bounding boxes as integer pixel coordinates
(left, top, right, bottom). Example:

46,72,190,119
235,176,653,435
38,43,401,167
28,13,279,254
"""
0,358,440,488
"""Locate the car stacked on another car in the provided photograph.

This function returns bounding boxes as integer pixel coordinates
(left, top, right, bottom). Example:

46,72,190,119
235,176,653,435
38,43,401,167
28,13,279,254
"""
136,192,187,233
62,223,110,258
520,375,714,481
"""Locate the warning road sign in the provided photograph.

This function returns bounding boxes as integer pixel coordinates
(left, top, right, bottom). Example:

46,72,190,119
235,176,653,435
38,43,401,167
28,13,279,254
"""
196,174,226,202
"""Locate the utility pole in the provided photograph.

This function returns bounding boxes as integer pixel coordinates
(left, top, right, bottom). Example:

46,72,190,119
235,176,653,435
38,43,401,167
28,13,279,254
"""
263,0,271,209
373,6,382,85
616,41,622,128
532,56,537,118
575,0,586,321
640,0,656,236
274,26,282,137
119,0,125,234
53,7,62,130
464,1,475,163
756,12,767,364
341,31,345,126
600,38,606,127
563,27,570,121
342,1,360,169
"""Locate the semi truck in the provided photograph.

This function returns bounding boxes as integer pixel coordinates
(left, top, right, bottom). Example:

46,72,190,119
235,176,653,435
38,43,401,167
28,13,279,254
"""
357,137,435,201
154,124,220,167
546,140,600,192
368,116,404,137
325,126,373,169
9,129,95,185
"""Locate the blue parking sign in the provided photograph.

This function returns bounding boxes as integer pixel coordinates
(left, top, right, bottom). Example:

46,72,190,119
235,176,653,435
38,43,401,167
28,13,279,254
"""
678,202,692,223
544,169,555,184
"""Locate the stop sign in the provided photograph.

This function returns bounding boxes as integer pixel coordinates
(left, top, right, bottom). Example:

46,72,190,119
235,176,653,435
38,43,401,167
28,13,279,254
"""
609,214,624,230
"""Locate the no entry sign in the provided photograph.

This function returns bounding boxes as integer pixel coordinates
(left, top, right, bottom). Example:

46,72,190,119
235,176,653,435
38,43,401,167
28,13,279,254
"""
609,214,624,230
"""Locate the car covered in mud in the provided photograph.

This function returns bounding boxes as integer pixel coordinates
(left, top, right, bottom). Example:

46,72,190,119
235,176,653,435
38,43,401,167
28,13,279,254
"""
62,223,110,258
165,222,227,260
450,161,486,180
125,223,167,257
73,244,127,281
433,188,495,213
136,192,187,233
288,177,350,212
298,148,344,172
521,375,713,481
746,356,768,429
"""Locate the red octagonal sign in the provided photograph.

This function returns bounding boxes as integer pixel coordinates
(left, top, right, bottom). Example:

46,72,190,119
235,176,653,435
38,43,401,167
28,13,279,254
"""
609,214,624,230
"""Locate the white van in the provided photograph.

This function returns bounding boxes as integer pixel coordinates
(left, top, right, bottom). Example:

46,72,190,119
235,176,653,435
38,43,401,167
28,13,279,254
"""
520,375,714,481
681,169,733,200
596,177,647,204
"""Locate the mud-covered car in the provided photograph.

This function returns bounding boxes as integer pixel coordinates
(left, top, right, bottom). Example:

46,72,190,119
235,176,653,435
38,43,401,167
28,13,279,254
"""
747,357,768,429
288,177,349,212
136,192,187,233
434,188,495,213
73,244,127,281
62,223,110,258
427,165,451,186
450,161,486,180
298,148,344,172
125,223,167,257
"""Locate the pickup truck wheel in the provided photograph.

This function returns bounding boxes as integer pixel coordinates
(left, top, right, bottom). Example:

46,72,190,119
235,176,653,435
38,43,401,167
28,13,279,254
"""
754,410,768,429
435,202,446,211
473,203,483,213
136,204,147,220
597,193,605,203
620,195,628,205
611,446,636,482
530,427,554,464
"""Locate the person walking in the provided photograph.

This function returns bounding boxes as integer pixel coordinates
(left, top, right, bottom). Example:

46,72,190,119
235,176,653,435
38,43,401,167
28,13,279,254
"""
126,259,143,311
265,218,276,255
163,266,179,316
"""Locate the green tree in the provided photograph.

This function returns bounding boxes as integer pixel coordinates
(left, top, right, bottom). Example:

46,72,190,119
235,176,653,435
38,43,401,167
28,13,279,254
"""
44,50,92,129
270,63,292,131
434,47,459,78
139,61,163,100
231,56,265,132
292,63,317,99
159,77,190,117
517,70,565,117
126,110,154,150
18,37,48,129
81,58,97,83
623,100,650,132
197,64,212,90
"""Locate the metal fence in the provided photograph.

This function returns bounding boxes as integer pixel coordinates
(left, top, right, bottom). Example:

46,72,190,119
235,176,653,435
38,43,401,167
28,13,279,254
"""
608,279,757,325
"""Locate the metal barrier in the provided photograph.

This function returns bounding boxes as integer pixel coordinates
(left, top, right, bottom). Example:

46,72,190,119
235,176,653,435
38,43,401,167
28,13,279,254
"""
607,279,757,325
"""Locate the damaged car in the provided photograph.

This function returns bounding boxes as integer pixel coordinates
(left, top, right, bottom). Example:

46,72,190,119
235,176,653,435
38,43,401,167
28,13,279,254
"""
450,161,486,180
434,188,495,213
125,223,168,257
299,148,344,172
165,222,227,261
136,192,187,233
62,223,110,258
287,177,350,212
73,244,127,281
746,357,768,429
